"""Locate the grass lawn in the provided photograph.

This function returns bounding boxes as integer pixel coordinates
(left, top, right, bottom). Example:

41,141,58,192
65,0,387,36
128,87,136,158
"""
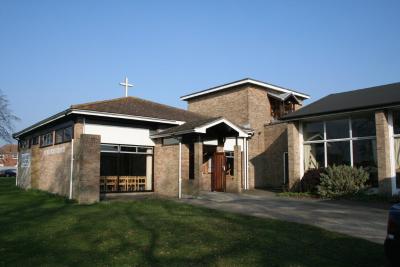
0,178,384,266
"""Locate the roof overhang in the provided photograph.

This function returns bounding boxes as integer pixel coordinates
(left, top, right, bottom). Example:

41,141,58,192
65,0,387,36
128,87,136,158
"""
180,78,310,101
282,104,400,122
13,109,185,139
151,117,251,139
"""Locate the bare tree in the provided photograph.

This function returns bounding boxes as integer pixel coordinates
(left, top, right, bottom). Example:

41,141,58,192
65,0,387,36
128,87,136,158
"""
0,90,19,142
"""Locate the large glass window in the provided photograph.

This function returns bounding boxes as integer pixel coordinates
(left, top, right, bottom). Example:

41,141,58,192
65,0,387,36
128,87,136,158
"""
353,139,378,186
326,118,349,139
303,121,324,141
393,110,400,135
304,143,324,171
100,144,153,193
352,114,376,137
302,112,377,186
394,137,400,188
393,111,400,188
327,141,351,166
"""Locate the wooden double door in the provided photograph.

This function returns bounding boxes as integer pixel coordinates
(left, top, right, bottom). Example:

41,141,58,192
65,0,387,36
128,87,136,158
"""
211,152,226,192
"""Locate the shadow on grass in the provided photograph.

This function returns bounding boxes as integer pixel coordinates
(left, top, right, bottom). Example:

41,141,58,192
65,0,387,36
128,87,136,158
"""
0,178,385,266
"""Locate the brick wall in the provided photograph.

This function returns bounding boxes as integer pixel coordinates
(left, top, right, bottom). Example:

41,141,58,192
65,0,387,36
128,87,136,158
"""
187,85,249,126
73,134,101,204
375,110,394,194
262,122,288,188
187,84,276,189
16,119,101,204
287,122,301,190
154,139,180,197
18,142,73,197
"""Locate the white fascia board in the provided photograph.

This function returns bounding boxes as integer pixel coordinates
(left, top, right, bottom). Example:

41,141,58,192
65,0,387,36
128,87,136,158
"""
180,78,310,101
195,118,249,138
150,118,250,138
13,110,70,138
70,109,186,125
14,109,186,139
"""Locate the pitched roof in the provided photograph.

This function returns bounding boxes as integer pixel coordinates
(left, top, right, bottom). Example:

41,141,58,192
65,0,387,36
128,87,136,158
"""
267,92,303,105
283,82,400,120
151,117,250,138
180,78,310,101
0,144,17,154
13,96,208,138
153,117,221,136
71,96,206,122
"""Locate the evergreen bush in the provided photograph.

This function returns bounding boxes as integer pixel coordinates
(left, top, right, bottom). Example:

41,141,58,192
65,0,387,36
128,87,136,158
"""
317,165,369,198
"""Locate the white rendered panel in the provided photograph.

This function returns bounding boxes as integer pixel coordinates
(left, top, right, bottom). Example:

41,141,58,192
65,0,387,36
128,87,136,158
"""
224,138,244,152
203,138,243,151
84,124,155,146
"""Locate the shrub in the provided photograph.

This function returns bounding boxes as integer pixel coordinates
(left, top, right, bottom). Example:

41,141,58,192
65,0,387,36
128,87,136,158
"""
301,168,325,193
317,165,369,198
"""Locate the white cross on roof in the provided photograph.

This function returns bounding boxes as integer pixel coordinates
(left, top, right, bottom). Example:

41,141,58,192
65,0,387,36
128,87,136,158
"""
119,77,133,97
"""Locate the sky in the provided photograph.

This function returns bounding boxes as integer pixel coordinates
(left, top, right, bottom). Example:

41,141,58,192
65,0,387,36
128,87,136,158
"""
1,0,399,144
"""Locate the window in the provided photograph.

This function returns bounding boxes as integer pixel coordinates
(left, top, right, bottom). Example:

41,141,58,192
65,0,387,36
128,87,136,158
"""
225,151,234,176
30,136,39,146
327,141,351,166
326,118,349,139
0,154,4,160
394,137,400,189
12,154,18,159
302,113,377,185
120,154,147,176
101,144,119,152
393,110,400,188
189,143,194,180
55,129,63,144
40,132,53,147
393,110,400,135
304,143,324,171
100,144,153,193
303,121,324,141
353,139,377,186
55,127,72,144
352,114,376,137
19,140,28,149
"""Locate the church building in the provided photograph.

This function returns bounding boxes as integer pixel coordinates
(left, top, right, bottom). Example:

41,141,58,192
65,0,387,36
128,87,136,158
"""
13,78,308,203
13,78,400,203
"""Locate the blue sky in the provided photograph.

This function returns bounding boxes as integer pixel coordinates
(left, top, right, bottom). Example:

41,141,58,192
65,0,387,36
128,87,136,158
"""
1,0,399,144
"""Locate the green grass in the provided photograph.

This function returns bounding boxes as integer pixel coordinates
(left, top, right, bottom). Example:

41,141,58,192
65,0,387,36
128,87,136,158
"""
0,178,384,266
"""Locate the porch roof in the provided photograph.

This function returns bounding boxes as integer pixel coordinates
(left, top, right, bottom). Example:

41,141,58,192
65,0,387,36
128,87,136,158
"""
150,117,251,138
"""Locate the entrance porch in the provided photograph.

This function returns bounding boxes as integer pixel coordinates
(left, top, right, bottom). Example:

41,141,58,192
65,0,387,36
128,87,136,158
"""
152,117,252,198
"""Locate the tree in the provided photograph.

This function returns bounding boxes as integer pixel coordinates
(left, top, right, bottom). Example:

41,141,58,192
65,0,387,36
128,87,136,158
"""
0,90,19,142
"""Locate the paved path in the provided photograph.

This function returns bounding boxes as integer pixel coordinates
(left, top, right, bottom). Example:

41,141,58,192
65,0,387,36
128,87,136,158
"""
181,190,389,244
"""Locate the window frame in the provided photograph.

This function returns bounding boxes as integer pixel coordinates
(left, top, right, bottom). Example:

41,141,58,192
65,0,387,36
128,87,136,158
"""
100,143,154,193
392,110,400,189
40,132,54,147
54,126,73,145
302,114,377,172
